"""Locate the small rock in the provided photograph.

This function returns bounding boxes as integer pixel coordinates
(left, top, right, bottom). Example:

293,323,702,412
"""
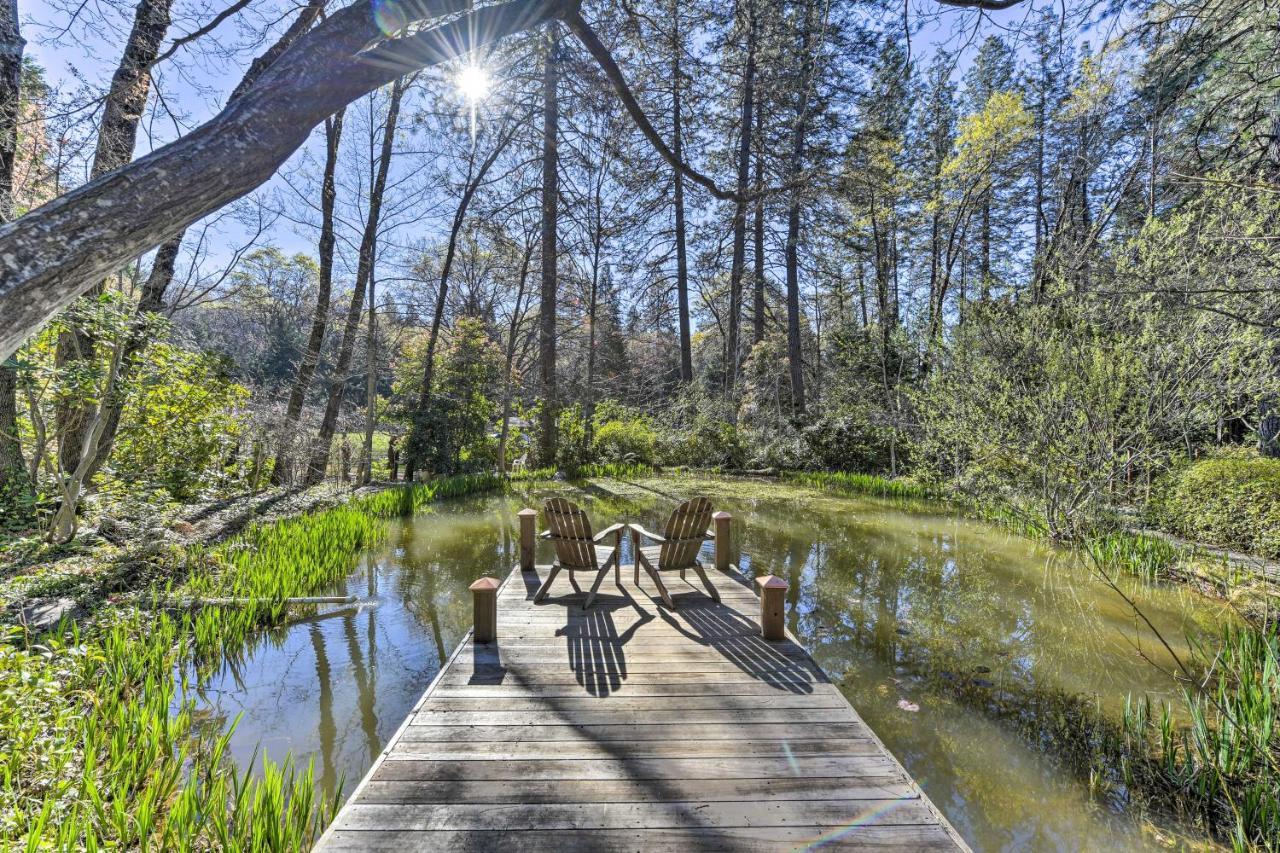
973,678,995,689
18,597,79,632
896,699,920,713
974,665,991,674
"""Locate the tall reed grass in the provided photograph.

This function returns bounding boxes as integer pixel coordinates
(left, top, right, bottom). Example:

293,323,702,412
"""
3,472,504,849
1113,623,1279,848
784,470,937,502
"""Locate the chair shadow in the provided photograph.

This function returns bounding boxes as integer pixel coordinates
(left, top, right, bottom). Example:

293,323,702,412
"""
657,594,819,695
557,597,655,696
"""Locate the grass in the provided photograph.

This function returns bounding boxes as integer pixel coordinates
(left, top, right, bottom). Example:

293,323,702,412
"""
1085,532,1184,582
3,472,506,849
575,462,654,480
784,470,937,502
1111,622,1280,848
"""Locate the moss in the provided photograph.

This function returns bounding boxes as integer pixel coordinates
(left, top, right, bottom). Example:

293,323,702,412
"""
1151,452,1280,559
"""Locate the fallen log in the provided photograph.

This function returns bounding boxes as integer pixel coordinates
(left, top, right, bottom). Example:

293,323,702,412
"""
155,594,368,608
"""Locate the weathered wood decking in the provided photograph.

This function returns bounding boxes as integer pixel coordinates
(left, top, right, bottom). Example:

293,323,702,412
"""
316,561,968,851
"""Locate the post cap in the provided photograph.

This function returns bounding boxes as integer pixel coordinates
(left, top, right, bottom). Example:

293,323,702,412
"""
755,574,788,591
517,508,537,518
470,577,501,593
713,511,732,520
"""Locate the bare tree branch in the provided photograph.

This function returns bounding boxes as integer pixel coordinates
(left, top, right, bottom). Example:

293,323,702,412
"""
0,0,578,360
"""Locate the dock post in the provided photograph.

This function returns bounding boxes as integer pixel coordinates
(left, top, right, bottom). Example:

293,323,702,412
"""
470,577,500,643
713,511,732,572
755,575,787,641
518,508,537,571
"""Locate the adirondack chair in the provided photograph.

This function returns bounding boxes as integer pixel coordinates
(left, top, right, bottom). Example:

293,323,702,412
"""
534,497,626,609
628,497,719,609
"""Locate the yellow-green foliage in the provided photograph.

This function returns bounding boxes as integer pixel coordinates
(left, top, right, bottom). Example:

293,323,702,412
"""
112,342,249,500
1151,452,1280,559
592,419,657,465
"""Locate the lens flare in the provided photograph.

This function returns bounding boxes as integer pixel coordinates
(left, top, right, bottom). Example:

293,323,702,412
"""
456,65,491,102
371,0,409,36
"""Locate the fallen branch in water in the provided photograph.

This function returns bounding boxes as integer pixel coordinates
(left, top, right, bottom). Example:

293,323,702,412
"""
154,595,367,608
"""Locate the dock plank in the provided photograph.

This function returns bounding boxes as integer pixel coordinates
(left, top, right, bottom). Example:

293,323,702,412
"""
314,564,968,851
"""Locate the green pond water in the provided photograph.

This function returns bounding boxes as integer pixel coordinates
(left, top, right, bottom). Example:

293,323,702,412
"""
187,475,1234,850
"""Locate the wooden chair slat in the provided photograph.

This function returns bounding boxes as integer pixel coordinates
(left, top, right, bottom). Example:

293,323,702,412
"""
634,497,718,607
536,497,622,609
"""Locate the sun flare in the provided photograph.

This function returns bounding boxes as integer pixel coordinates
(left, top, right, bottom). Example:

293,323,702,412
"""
456,65,491,102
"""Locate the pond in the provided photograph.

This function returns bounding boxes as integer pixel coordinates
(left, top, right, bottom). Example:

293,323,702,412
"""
185,475,1234,850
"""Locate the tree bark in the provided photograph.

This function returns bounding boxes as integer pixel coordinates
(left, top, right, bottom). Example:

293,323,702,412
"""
55,0,175,474
272,108,344,485
358,251,377,485
0,0,572,362
724,0,756,395
670,0,692,384
0,0,27,514
752,103,765,347
90,1,329,485
782,8,814,416
537,28,560,467
404,115,520,479
498,240,534,474
306,76,407,486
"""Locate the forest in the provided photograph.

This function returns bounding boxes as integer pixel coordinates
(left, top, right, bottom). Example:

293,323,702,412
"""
1,0,1279,848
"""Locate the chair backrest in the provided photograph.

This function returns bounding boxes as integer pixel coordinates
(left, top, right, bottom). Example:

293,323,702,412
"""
544,497,598,569
658,497,714,569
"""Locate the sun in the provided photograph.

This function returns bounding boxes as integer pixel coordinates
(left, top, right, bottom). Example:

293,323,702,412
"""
456,65,491,102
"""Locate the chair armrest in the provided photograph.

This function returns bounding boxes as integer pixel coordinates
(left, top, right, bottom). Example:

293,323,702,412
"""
593,523,626,542
705,528,716,539
627,523,667,543
538,529,552,539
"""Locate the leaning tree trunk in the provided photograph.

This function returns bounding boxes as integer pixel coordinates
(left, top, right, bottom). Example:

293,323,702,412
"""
724,0,756,397
273,108,344,485
0,0,573,362
358,257,377,485
83,0,328,485
55,0,175,475
0,0,28,518
537,28,560,468
305,76,406,486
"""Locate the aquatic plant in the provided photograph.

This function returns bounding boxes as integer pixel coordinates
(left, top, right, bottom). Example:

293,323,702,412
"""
1085,532,1183,581
785,470,937,502
3,472,503,848
576,462,654,480
1115,622,1280,849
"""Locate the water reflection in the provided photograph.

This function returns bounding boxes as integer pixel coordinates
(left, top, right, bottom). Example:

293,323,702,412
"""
185,476,1231,850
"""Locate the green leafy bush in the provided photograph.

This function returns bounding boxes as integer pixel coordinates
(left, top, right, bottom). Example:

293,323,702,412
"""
592,418,656,465
110,343,247,500
1150,452,1280,558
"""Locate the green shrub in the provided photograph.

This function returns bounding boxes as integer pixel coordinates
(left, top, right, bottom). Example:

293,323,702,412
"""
1151,452,1280,558
592,419,656,465
657,414,745,469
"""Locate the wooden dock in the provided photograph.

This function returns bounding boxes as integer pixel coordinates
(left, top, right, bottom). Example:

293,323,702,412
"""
316,533,967,851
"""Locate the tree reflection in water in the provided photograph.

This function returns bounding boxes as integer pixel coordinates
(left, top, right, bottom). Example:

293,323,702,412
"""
181,475,1230,849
